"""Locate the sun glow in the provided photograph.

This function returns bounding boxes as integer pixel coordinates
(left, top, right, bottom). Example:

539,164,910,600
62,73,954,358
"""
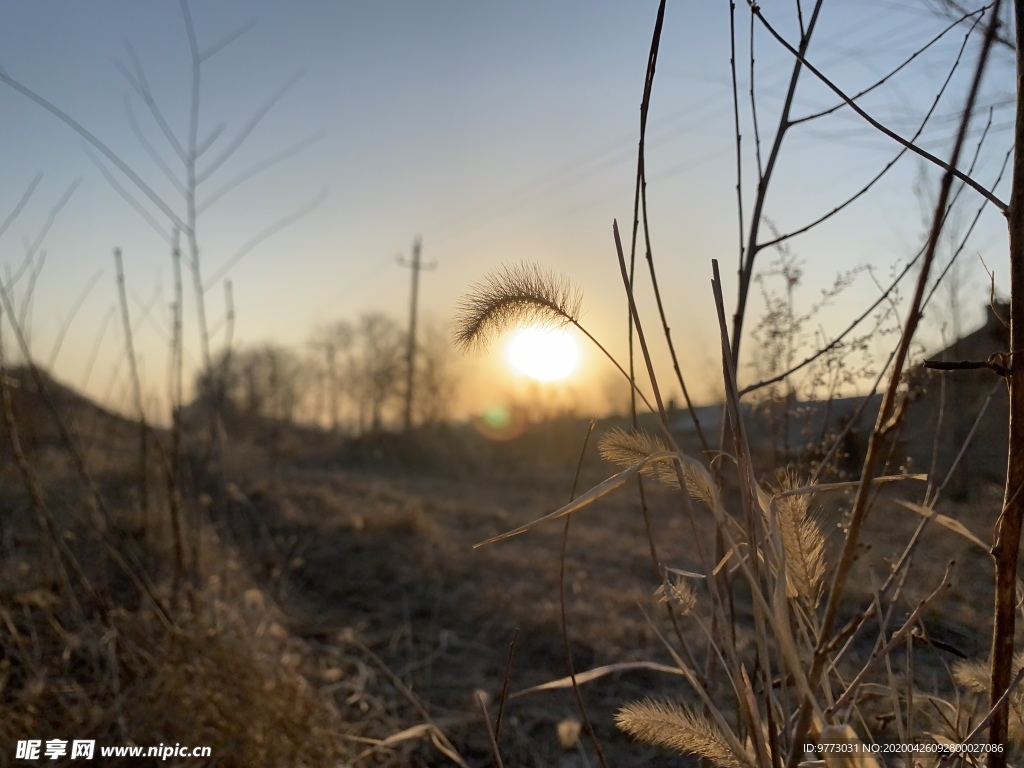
506,326,580,382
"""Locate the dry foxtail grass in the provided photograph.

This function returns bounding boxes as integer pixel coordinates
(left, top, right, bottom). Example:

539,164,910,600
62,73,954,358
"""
953,652,1024,743
451,262,582,351
614,698,753,768
450,0,1018,761
655,575,697,616
456,257,985,765
769,472,826,606
598,426,715,505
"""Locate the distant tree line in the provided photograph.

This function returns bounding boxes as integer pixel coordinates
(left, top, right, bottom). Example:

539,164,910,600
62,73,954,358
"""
192,312,456,435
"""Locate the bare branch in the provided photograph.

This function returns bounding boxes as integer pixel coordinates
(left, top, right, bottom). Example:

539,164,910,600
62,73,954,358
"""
203,188,327,290
123,95,186,195
739,255,916,397
82,143,174,244
195,122,226,158
932,0,1016,51
117,40,187,162
196,69,305,185
924,355,1009,375
23,178,80,269
749,10,764,180
761,11,982,251
731,0,825,367
0,173,42,244
200,19,256,62
750,3,1009,214
197,131,322,216
786,1,1006,761
729,0,746,277
0,69,187,232
791,5,988,126
47,270,102,370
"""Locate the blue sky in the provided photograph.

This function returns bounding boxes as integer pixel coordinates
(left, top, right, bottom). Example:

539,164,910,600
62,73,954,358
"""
0,1,1014,418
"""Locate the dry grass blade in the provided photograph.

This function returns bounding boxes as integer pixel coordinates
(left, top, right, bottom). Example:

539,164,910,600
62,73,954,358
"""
343,633,470,767
615,697,753,768
772,474,927,500
510,661,684,698
473,458,652,547
598,427,716,504
452,262,581,351
829,563,955,714
474,690,505,768
355,723,471,767
895,500,987,550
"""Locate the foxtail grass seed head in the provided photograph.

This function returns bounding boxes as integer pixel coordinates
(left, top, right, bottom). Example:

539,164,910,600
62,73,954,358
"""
598,427,716,505
655,576,696,615
452,262,582,352
769,472,826,605
556,718,582,749
615,698,751,768
954,650,1024,694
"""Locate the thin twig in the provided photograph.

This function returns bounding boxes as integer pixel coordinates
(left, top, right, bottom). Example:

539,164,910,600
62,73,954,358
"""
0,173,42,244
114,248,150,529
749,3,1008,215
731,0,824,368
0,69,186,231
493,628,518,743
474,691,505,768
924,356,1009,375
790,5,988,126
760,11,982,252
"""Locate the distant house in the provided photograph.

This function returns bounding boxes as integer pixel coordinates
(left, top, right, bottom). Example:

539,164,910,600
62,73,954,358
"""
664,301,1011,492
667,401,725,442
903,301,1009,498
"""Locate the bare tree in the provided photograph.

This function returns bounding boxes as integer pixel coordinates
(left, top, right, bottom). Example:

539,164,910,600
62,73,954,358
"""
413,320,458,427
194,343,303,426
349,313,404,434
308,319,353,432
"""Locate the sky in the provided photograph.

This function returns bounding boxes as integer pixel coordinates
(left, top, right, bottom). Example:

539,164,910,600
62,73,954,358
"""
0,1,1015,424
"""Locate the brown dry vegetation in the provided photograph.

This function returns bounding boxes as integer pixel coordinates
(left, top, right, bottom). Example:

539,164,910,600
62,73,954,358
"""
1,1,1020,764
0,364,1014,767
0,368,699,766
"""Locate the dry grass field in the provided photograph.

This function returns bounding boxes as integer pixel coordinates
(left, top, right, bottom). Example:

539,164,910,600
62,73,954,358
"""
1,2,1019,763
1,365,1013,767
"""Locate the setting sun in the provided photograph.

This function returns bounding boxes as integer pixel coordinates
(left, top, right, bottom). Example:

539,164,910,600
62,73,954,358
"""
506,326,580,382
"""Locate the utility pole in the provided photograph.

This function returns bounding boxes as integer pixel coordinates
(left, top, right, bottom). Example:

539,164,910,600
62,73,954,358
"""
320,342,338,433
398,237,435,432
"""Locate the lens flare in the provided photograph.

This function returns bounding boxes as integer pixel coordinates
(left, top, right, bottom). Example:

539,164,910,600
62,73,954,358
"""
471,403,527,441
